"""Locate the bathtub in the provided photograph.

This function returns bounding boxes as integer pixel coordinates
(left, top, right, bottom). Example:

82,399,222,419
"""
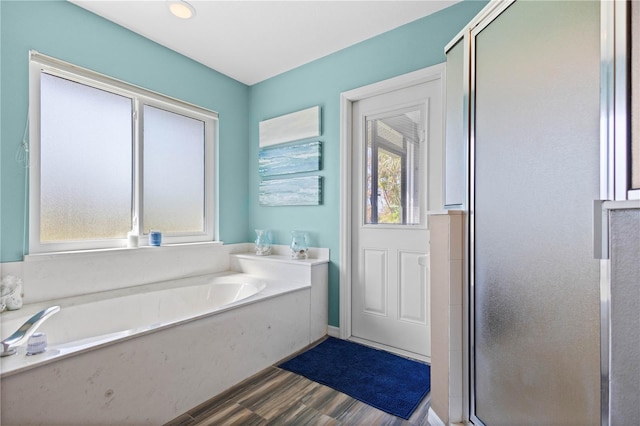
1,272,268,376
0,256,328,425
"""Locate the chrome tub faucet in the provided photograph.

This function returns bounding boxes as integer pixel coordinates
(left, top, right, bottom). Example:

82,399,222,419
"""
1,306,60,357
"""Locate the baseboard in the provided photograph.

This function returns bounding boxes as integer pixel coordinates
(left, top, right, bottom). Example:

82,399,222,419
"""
327,325,340,338
428,408,446,426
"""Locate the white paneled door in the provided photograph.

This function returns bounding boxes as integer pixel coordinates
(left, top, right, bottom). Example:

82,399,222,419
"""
351,78,442,358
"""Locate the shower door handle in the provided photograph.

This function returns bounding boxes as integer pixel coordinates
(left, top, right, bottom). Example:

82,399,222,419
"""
593,200,609,260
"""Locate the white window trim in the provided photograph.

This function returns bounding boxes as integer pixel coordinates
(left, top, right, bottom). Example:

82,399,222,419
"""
28,51,218,254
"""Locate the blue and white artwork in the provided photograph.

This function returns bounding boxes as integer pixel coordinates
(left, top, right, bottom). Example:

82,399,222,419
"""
259,141,322,177
259,176,322,206
259,106,321,147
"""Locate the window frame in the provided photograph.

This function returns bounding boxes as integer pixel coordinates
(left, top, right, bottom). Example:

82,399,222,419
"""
29,51,218,254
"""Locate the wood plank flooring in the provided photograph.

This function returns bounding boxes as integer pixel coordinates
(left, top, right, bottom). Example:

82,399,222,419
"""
166,361,431,425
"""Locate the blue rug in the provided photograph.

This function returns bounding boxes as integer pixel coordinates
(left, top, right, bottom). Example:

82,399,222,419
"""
278,337,430,419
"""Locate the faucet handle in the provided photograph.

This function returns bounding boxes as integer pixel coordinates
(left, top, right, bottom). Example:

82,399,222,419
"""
1,306,60,357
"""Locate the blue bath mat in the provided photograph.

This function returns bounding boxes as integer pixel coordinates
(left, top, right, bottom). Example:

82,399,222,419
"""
278,337,430,419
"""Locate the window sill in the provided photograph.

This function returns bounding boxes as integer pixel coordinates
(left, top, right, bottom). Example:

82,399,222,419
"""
24,241,224,262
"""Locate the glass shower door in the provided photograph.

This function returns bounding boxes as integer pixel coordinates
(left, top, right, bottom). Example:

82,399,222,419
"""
471,1,601,424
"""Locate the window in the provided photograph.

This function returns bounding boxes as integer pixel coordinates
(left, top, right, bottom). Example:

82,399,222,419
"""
29,52,217,253
365,108,423,225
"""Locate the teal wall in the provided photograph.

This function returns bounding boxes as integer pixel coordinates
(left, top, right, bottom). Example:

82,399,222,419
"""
0,0,250,262
1,0,486,327
249,1,486,326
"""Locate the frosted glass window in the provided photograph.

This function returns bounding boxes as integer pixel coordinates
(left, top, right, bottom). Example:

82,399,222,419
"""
143,105,205,234
40,73,132,242
30,52,217,253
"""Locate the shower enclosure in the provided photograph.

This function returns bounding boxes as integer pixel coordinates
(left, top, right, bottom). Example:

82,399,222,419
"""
446,1,603,424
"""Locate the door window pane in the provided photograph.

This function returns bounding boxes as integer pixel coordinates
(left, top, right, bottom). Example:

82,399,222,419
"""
365,109,421,225
143,105,205,234
40,73,132,242
376,148,402,223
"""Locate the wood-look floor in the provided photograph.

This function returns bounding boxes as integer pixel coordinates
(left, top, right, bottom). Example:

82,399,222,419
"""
166,360,431,426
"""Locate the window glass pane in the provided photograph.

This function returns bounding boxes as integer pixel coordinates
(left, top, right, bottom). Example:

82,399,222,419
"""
376,148,402,223
365,110,421,225
40,73,132,242
143,105,205,234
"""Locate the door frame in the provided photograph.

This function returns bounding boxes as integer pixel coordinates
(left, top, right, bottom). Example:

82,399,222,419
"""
339,63,446,343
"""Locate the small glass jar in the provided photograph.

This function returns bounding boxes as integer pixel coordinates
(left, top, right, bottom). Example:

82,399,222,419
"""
290,231,308,260
254,229,272,256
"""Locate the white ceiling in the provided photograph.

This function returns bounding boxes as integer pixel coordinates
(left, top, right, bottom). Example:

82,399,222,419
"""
70,1,459,85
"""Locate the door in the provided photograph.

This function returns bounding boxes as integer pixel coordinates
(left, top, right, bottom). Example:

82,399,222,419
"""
470,1,601,424
351,77,442,358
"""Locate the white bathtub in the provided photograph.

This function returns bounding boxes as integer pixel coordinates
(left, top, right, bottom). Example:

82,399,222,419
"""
0,261,327,425
0,272,269,377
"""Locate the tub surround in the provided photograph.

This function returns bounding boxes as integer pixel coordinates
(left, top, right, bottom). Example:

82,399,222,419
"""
2,284,310,425
5,242,328,305
1,273,291,378
231,246,329,343
19,241,230,304
0,244,329,425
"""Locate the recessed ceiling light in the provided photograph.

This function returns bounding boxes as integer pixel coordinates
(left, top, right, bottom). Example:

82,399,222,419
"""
169,1,196,20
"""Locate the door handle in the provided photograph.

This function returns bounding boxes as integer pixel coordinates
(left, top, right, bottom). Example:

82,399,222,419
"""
593,200,609,260
417,255,430,267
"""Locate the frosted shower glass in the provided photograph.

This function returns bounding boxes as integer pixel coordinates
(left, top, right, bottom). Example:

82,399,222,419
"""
40,73,132,242
473,1,601,424
143,105,205,234
609,209,640,424
631,0,639,189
